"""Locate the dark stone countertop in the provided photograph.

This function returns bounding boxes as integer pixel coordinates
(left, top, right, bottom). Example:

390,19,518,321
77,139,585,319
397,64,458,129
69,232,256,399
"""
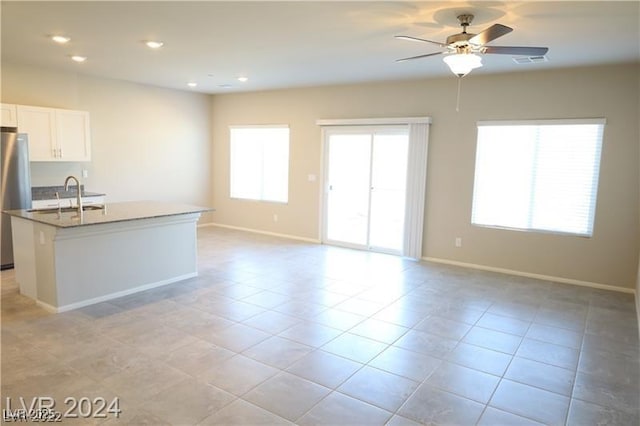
32,186,106,200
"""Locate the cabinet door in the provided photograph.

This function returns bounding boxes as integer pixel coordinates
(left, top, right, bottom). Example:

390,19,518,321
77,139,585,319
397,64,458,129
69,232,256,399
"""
56,109,91,161
16,105,57,161
1,103,17,127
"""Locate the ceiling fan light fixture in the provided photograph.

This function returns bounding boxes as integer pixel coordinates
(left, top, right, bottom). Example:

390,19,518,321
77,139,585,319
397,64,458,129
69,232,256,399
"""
443,53,482,77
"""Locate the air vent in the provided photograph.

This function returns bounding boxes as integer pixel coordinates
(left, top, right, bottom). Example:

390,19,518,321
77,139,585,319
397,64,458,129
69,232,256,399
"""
513,56,548,64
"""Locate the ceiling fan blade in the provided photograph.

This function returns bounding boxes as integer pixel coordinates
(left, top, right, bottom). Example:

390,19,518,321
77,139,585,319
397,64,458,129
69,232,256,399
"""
469,23,513,45
396,51,444,62
395,35,447,48
483,46,549,56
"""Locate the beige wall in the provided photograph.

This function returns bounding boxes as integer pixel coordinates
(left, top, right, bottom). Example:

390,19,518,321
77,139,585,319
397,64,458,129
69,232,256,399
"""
3,61,638,290
211,63,640,289
1,62,213,221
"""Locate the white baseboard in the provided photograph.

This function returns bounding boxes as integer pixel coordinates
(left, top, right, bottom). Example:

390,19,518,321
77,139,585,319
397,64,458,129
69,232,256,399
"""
423,256,635,294
205,222,321,244
35,272,198,313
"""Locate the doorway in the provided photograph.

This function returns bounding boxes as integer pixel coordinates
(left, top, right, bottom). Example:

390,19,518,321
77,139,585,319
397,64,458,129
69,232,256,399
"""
322,126,409,254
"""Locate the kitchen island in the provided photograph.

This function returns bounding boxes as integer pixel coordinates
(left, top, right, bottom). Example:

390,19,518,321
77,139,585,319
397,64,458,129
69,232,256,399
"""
6,201,212,313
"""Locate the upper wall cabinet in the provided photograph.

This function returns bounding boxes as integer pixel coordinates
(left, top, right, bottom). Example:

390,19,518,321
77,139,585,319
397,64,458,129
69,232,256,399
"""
55,109,92,161
16,105,56,160
1,103,18,127
16,105,91,162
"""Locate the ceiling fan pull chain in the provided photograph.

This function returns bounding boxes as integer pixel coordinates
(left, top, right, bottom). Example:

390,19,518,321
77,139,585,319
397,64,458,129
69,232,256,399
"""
456,77,462,112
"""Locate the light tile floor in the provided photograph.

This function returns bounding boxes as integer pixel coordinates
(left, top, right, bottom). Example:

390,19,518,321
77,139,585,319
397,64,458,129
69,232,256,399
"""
1,226,638,425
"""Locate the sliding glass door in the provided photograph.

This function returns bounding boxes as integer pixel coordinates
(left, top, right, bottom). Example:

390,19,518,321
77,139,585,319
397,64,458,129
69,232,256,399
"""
323,126,409,254
369,132,409,251
324,132,371,246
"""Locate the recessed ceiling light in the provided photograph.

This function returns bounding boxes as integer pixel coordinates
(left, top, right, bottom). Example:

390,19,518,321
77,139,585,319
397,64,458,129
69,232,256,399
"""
237,77,248,82
70,55,87,63
145,41,164,49
51,35,70,44
218,84,233,89
187,82,197,88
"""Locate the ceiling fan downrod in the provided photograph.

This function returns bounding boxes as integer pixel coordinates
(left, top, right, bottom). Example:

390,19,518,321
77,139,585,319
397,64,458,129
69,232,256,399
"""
446,14,476,46
457,14,474,32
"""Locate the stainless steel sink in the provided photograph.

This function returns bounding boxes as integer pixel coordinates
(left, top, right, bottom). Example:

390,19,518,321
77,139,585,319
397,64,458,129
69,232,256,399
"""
28,205,105,214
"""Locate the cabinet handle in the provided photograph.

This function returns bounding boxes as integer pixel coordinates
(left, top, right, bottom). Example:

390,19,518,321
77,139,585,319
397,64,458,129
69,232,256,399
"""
59,148,63,158
52,148,57,158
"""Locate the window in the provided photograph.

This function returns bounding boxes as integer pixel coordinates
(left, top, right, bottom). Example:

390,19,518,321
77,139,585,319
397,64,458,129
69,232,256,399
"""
471,119,605,237
229,125,289,203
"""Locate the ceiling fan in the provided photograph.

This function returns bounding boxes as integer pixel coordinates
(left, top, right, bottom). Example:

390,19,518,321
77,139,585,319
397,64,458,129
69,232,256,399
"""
396,14,549,77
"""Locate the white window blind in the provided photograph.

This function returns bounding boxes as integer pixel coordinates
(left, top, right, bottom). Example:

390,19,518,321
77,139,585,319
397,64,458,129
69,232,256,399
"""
471,119,605,237
230,125,289,203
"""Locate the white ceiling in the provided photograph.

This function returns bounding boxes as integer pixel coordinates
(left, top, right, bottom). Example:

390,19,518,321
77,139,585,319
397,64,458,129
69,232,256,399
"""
2,1,639,94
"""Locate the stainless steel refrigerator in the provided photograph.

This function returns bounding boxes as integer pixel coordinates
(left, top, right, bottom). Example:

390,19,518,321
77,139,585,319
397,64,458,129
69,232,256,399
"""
1,127,31,270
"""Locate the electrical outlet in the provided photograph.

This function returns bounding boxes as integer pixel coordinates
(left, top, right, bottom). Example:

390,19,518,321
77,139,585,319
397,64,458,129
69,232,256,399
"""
273,214,278,222
82,169,89,178
455,237,462,248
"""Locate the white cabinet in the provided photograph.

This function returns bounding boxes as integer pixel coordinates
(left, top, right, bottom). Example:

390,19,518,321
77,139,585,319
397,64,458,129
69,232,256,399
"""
55,109,91,161
1,103,18,127
31,199,61,210
16,105,91,162
16,105,55,160
32,195,105,210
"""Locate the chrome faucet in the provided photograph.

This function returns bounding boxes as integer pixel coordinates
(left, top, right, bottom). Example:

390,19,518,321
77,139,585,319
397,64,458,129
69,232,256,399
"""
64,175,83,219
